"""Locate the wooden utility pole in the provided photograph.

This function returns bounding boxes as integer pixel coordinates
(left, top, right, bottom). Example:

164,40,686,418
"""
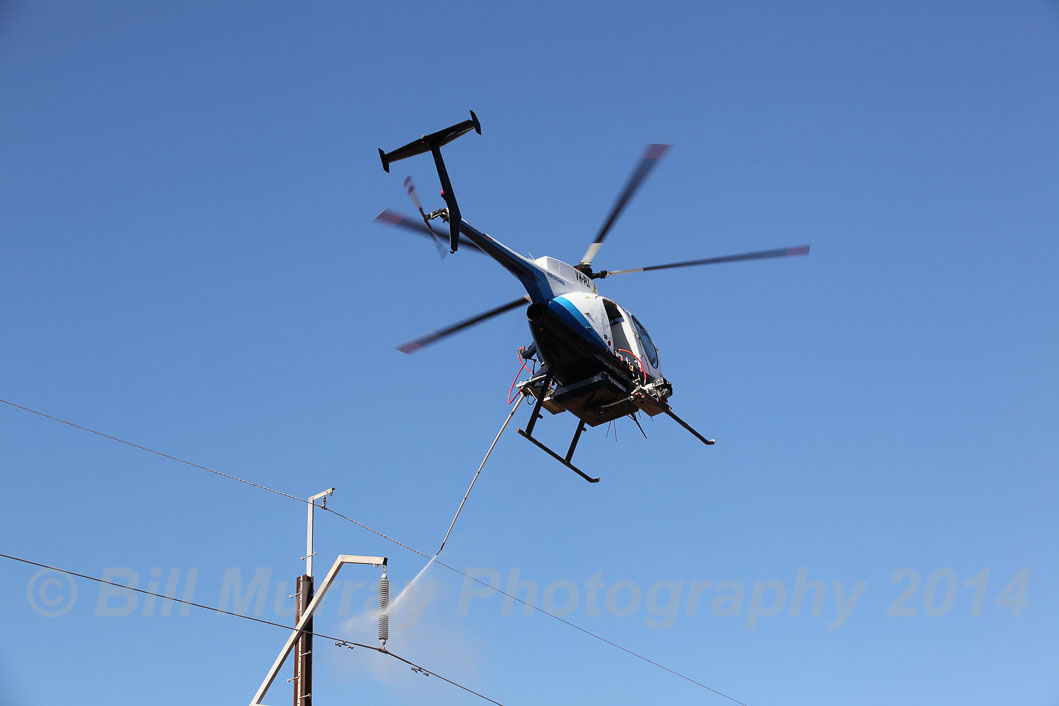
294,574,313,705
251,554,388,706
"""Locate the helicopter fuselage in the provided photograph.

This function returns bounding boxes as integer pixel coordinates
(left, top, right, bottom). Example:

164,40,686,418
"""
453,218,662,390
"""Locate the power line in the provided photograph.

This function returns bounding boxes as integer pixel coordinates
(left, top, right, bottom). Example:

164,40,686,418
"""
0,398,307,504
1,397,750,706
0,551,504,706
323,505,750,704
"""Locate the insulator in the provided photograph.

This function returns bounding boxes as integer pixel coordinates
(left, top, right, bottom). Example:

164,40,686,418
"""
378,575,390,644
379,575,390,609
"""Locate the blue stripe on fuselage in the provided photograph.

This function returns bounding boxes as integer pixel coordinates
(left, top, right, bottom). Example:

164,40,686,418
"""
549,297,609,350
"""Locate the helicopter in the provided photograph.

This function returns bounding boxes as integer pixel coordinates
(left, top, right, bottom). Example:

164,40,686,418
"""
375,111,809,483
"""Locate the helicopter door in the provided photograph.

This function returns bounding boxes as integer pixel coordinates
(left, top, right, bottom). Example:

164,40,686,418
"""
603,299,631,353
603,299,658,380
630,314,660,376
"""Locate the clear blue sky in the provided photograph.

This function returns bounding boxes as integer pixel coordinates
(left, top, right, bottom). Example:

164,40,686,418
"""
2,2,1057,704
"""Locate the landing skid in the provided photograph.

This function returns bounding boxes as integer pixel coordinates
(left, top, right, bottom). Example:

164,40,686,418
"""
518,424,599,484
517,373,600,483
515,373,716,483
664,408,716,446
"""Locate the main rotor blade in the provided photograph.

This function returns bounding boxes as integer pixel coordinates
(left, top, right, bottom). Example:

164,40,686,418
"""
373,210,485,254
579,143,670,268
599,245,810,277
397,295,531,354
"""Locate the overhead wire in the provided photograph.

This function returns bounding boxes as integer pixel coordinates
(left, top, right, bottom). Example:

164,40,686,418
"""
0,397,749,706
0,551,504,706
0,398,306,504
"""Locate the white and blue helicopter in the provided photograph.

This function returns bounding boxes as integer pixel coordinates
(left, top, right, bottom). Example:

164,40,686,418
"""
376,111,809,482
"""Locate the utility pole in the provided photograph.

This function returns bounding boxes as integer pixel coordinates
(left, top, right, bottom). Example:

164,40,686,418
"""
294,488,333,706
252,554,388,706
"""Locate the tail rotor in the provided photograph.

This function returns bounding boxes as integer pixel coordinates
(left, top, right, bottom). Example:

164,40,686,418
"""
404,176,446,259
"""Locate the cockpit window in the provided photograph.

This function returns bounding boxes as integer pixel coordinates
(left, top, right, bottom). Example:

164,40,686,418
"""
631,316,658,368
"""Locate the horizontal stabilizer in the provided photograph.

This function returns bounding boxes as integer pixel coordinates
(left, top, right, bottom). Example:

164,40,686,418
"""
378,110,481,172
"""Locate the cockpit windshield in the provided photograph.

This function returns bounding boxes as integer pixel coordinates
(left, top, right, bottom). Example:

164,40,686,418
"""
631,315,658,368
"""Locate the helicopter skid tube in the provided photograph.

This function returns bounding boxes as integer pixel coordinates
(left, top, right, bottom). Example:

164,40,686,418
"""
664,408,716,446
517,374,600,483
517,428,600,484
